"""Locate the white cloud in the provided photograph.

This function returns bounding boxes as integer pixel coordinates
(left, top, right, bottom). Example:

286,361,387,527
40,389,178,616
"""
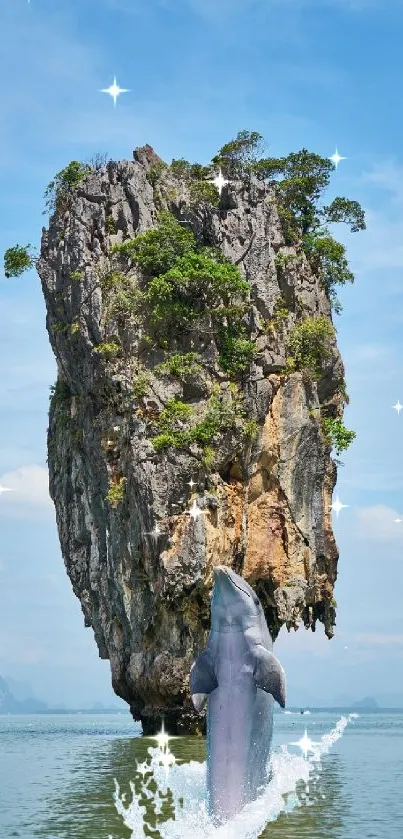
0,465,52,516
354,633,403,647
351,505,403,542
363,160,403,203
346,343,392,363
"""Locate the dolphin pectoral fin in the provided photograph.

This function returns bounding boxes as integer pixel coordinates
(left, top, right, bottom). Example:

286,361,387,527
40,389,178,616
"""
252,646,286,708
190,650,218,712
191,692,208,713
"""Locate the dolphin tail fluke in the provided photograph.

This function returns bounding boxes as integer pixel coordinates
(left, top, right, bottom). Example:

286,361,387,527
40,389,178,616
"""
253,646,286,708
190,649,218,713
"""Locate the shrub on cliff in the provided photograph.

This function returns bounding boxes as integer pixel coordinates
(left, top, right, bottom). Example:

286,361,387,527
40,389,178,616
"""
301,233,355,314
4,244,35,278
286,315,335,379
112,211,195,275
321,416,356,455
44,160,92,214
113,212,256,379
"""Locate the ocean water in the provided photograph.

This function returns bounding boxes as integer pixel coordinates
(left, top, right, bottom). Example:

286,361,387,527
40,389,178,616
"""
0,710,402,838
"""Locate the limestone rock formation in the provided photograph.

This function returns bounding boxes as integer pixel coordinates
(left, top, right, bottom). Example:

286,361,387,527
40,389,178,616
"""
38,145,345,733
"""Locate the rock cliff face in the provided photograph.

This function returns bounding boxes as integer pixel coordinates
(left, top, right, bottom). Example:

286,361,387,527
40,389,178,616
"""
38,145,344,734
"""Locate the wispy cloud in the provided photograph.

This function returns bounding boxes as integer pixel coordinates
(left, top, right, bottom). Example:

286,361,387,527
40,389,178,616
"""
351,505,403,542
0,465,52,517
354,633,403,647
109,0,388,16
363,160,403,203
345,342,392,363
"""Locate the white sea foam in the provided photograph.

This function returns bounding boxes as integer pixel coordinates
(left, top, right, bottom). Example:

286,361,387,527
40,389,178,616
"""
113,714,356,839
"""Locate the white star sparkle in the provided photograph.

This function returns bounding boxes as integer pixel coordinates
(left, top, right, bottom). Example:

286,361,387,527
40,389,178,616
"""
100,77,130,107
187,499,204,521
151,725,177,776
290,729,317,758
144,523,161,538
0,485,14,495
209,168,229,196
393,400,403,415
155,729,170,750
329,148,347,169
136,760,150,779
160,748,176,774
330,495,349,517
187,478,196,491
394,518,402,524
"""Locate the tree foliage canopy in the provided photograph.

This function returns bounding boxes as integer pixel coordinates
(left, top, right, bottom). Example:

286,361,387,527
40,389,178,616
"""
210,130,365,312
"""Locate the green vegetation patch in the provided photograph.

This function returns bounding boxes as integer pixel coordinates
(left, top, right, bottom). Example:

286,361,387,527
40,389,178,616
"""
286,315,335,379
132,372,151,399
112,212,255,379
320,416,356,455
44,160,92,214
302,233,354,314
4,244,35,278
154,352,203,380
112,211,195,276
105,476,127,509
93,340,121,358
150,385,253,466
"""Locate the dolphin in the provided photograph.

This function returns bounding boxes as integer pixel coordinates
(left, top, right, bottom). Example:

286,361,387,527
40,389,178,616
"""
190,565,286,824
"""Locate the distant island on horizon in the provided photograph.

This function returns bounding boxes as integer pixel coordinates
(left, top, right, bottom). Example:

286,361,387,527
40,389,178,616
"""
1,675,403,715
0,675,125,714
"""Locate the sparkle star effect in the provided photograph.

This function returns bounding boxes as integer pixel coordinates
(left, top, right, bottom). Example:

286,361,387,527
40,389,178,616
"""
329,148,347,169
290,729,318,758
160,748,176,775
330,495,349,517
394,518,402,524
136,760,150,779
187,478,196,491
152,725,176,777
187,499,204,521
209,168,229,196
393,400,403,415
143,523,161,538
0,485,14,495
100,77,130,107
155,727,170,751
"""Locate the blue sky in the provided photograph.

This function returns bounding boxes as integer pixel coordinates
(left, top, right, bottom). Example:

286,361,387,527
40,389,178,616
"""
1,0,403,708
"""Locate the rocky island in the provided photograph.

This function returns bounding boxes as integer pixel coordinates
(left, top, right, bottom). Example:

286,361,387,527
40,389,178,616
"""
4,132,364,733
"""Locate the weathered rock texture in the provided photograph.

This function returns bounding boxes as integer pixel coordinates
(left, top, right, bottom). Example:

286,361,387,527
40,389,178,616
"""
38,145,345,734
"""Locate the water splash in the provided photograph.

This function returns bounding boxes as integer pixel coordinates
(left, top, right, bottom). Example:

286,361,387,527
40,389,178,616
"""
113,714,356,839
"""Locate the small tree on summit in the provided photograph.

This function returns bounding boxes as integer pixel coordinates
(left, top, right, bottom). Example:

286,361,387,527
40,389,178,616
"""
211,130,266,178
210,131,365,313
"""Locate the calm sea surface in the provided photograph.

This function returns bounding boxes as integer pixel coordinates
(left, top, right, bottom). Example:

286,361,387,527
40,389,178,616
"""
0,710,402,839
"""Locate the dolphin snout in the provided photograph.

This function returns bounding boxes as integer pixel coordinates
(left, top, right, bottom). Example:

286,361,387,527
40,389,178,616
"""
213,565,229,579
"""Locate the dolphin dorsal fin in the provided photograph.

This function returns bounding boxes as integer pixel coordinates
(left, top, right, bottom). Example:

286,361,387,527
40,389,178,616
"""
252,646,286,708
